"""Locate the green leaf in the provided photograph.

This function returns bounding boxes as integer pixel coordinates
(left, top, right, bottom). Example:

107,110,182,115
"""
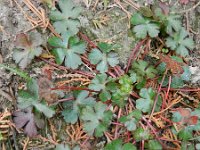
55,144,70,150
119,109,142,131
178,128,193,141
124,118,137,131
181,66,191,81
172,111,182,122
13,32,43,69
148,140,162,150
97,42,113,53
155,8,181,34
111,75,133,107
62,107,78,124
156,62,167,74
166,28,194,57
62,91,95,124
104,139,136,150
104,139,122,150
131,13,146,25
89,74,117,102
33,102,55,118
0,132,3,141
130,60,158,81
136,88,161,113
134,127,150,141
122,143,137,150
88,43,119,73
89,74,107,91
50,0,82,35
48,32,86,69
131,13,160,39
27,79,39,99
0,64,31,81
17,79,55,118
81,102,112,137
196,143,200,149
171,76,184,88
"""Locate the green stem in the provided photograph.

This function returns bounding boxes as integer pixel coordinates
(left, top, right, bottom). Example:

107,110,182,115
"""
0,64,31,81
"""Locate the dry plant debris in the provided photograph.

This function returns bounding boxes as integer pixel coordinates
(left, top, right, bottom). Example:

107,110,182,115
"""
0,0,199,149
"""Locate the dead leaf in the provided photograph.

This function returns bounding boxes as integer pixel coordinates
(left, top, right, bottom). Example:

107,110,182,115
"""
13,108,44,137
38,77,58,104
159,54,184,74
187,116,198,125
14,33,31,49
177,108,198,125
40,53,55,59
41,65,54,80
159,2,169,15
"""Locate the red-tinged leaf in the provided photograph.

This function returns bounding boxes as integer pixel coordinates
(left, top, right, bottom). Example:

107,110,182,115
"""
13,108,44,137
188,116,198,125
178,108,191,117
179,0,189,5
159,2,169,15
13,32,43,69
14,33,32,49
38,77,59,104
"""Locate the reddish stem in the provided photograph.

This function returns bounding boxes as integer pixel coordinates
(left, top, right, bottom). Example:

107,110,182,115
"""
117,66,124,75
150,70,167,118
107,71,117,78
162,75,171,109
58,97,74,103
160,116,174,124
126,131,131,143
79,32,97,48
161,88,200,92
130,92,140,98
114,108,122,139
74,70,94,78
41,58,94,78
142,117,167,149
80,136,90,149
141,140,144,150
125,39,147,73
113,66,121,77
111,122,124,126
40,58,68,71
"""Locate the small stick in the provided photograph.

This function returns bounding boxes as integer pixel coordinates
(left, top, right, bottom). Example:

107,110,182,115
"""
125,39,146,73
179,1,200,13
150,69,167,119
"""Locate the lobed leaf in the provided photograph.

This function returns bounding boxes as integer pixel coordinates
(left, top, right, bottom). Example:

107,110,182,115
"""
13,32,43,69
48,32,86,69
50,0,82,35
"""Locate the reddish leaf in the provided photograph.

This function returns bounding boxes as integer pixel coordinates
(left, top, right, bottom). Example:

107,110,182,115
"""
13,108,44,137
187,116,198,125
159,2,169,15
176,108,198,125
179,0,189,5
178,108,191,117
38,77,58,104
14,33,31,49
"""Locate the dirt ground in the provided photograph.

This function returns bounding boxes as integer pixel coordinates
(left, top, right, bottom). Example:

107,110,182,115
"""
0,0,200,149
